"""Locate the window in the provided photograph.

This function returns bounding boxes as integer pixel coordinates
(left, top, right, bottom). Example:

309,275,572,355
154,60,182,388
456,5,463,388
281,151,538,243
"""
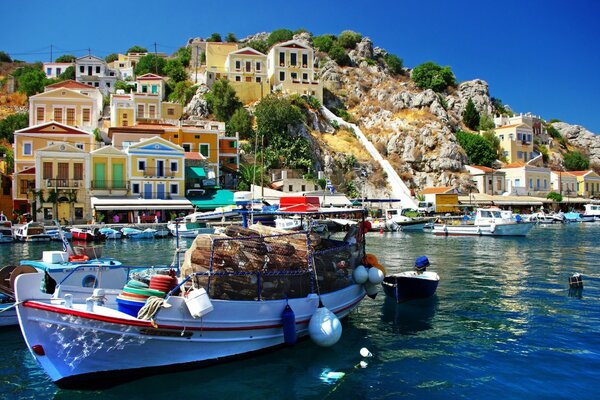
529,179,533,189
499,134,504,141
245,76,252,82
66,108,75,125
137,104,144,117
44,208,53,220
23,142,32,156
245,61,251,72
509,134,514,140
182,143,191,152
235,76,241,82
106,82,111,88
199,144,209,157
149,105,156,118
36,107,45,123
290,53,297,66
58,163,68,180
132,183,140,194
302,73,308,81
82,108,91,123
96,66,101,74
302,54,308,67
279,52,285,65
142,85,148,93
255,62,261,71
138,160,146,171
256,77,261,83
517,151,522,159
74,163,83,180
170,183,178,195
94,82,99,87
544,179,547,189
151,85,157,94
54,108,63,122
288,185,293,191
46,68,52,75
301,184,305,191
43,162,53,179
170,161,178,172
279,71,285,81
291,72,297,80
79,66,85,73
517,133,523,140
167,108,174,116
536,179,540,189
235,60,241,70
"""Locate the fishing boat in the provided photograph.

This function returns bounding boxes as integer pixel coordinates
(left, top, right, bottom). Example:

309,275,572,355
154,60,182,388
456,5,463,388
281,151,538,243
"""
583,204,600,221
46,227,73,241
99,227,122,240
70,227,106,242
166,219,214,238
0,214,13,243
385,208,433,232
13,221,52,242
432,207,534,236
381,256,440,302
14,204,375,389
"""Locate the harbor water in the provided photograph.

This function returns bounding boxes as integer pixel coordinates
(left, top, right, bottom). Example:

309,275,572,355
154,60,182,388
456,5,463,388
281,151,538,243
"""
1,223,599,399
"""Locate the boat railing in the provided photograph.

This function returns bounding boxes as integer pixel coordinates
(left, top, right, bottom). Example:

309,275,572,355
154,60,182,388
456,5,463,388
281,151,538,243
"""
54,262,138,287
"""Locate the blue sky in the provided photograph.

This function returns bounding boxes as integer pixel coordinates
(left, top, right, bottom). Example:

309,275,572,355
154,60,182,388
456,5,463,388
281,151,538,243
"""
3,0,599,133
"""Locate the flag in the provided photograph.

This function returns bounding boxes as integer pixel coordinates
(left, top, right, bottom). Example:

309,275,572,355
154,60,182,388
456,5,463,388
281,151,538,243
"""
62,234,69,253
326,179,335,194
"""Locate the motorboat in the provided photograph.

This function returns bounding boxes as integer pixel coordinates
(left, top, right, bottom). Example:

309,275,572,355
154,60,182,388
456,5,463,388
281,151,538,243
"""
154,226,170,237
122,227,155,239
583,204,600,221
70,227,106,242
99,227,122,240
46,227,73,241
381,256,440,302
432,207,534,236
0,214,13,243
13,221,52,242
0,251,130,327
167,218,214,238
385,208,433,232
14,203,374,388
275,215,302,230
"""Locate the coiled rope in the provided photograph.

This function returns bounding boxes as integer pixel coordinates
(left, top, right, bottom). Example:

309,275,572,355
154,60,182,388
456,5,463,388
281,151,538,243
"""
137,296,165,327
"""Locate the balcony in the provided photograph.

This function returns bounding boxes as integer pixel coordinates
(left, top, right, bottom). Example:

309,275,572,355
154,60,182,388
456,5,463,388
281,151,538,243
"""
135,191,173,200
142,167,177,178
91,180,128,190
45,178,83,189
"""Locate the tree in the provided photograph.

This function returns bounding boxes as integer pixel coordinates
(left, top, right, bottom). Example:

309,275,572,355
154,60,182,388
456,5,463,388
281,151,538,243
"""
173,46,191,67
0,144,14,172
0,112,28,142
55,55,76,63
134,54,166,76
246,40,268,54
267,29,294,47
328,45,351,66
226,107,254,138
546,192,563,202
462,98,480,130
337,30,362,49
225,32,238,43
564,151,589,171
0,51,12,62
164,59,187,82
207,33,222,42
313,35,336,53
456,131,496,167
58,66,75,81
384,53,403,74
206,79,242,121
236,163,267,191
482,130,502,160
16,68,47,96
254,95,304,145
168,81,197,105
105,53,118,63
411,61,456,92
126,45,148,54
115,80,136,93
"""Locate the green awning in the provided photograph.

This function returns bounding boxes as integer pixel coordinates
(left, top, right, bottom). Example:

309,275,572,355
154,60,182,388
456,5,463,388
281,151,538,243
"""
187,166,206,179
189,189,235,210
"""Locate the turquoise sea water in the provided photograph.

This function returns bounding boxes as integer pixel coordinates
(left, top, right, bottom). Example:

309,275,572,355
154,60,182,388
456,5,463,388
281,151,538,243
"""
1,224,599,399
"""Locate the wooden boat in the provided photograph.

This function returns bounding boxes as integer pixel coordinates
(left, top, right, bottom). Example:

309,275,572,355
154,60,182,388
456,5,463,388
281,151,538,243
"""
70,227,106,242
432,207,534,236
13,221,51,242
381,256,440,302
14,205,372,388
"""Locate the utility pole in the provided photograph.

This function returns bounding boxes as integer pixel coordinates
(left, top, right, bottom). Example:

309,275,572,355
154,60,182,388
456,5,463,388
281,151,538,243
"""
194,45,199,84
50,44,53,62
154,42,158,74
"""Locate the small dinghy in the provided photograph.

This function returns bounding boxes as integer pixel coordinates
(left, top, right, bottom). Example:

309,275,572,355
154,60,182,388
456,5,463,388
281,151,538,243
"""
382,256,439,302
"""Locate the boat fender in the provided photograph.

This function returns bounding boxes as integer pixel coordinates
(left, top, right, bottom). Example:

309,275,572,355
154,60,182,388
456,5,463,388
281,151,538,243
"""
490,223,496,234
368,267,384,284
364,281,378,299
282,304,297,345
308,306,342,347
353,265,369,284
68,255,89,262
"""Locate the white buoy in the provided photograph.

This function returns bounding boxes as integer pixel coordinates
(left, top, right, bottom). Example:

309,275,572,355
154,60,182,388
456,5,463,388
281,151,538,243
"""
308,306,342,347
360,347,373,358
359,361,368,368
368,267,384,284
364,281,378,299
353,265,369,284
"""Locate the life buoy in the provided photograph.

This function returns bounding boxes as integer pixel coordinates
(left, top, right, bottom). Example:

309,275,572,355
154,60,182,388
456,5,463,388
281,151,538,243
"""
69,255,89,262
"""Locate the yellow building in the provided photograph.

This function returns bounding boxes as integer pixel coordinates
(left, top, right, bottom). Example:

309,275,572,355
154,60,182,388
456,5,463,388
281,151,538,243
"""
35,142,91,224
550,170,578,196
205,42,239,86
267,40,323,103
90,145,128,195
110,73,182,127
494,124,535,163
29,80,103,131
224,47,270,103
568,170,600,197
0,151,12,217
126,136,185,199
499,162,552,196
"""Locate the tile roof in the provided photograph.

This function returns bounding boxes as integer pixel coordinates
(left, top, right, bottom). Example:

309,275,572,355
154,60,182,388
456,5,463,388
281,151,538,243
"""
184,152,206,160
495,123,529,130
567,170,592,176
45,80,92,90
501,162,526,169
421,187,453,194
469,165,494,172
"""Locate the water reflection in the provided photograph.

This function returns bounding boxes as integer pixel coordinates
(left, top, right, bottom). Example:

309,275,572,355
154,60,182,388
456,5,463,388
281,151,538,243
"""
380,296,439,334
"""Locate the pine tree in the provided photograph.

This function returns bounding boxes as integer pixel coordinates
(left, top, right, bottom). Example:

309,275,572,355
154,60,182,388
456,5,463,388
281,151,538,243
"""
462,98,480,131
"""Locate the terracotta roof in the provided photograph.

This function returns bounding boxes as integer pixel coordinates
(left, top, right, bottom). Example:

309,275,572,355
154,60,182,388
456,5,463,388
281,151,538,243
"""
469,165,494,172
16,121,90,135
567,170,592,176
184,152,206,160
45,80,92,90
421,187,453,194
501,162,526,169
495,123,529,130
136,73,164,81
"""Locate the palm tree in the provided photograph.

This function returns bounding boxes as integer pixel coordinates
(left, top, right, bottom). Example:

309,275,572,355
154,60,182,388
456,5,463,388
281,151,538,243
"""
236,163,269,191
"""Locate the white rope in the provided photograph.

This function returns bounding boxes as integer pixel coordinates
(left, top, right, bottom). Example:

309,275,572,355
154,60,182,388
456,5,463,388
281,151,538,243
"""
137,296,165,327
0,301,23,312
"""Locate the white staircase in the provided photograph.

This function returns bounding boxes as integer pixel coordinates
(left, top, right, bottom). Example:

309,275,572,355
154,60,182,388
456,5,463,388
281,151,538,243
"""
321,106,419,209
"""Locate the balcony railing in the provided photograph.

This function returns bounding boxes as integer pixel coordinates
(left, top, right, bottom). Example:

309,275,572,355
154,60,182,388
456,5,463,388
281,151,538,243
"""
45,178,83,188
142,167,177,177
91,180,128,190
134,191,174,200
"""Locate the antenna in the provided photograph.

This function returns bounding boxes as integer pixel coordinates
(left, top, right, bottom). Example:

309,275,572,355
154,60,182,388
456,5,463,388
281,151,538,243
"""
154,42,158,74
50,44,53,62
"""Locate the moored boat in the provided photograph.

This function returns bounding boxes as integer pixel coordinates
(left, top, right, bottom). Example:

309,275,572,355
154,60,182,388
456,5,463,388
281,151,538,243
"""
0,214,13,243
381,256,440,302
14,205,373,388
432,207,534,236
99,227,122,240
13,221,52,242
70,227,106,242
122,227,155,239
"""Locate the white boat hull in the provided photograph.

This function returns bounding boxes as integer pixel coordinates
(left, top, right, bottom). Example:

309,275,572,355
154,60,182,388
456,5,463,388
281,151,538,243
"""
432,222,534,236
15,272,365,388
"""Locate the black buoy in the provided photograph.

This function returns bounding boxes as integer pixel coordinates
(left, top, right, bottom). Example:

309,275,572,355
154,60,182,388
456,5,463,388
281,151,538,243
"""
568,273,583,289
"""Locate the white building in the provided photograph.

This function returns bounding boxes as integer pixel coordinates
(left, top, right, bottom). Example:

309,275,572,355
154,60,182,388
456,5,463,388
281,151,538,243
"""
75,55,119,95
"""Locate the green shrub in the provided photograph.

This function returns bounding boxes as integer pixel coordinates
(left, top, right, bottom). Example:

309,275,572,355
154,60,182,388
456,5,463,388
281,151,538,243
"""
411,61,456,92
328,45,351,66
337,30,362,49
267,29,294,47
313,35,336,53
246,40,269,54
384,54,403,74
456,130,496,167
462,98,480,130
564,151,589,171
